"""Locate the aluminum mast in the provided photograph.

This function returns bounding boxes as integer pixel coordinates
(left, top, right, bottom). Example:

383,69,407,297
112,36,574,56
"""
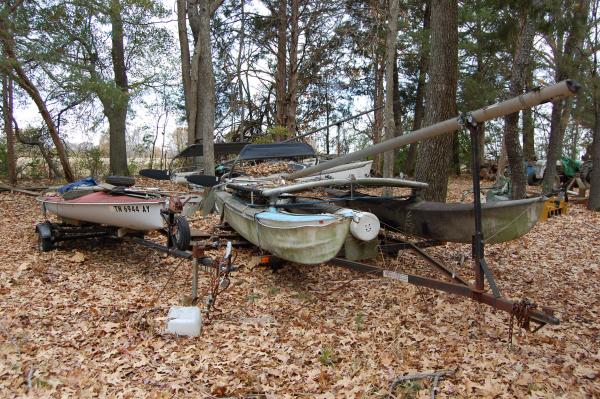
283,80,579,180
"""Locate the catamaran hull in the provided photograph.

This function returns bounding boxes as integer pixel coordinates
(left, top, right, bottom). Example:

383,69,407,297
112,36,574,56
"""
215,191,350,264
333,195,544,244
39,192,167,231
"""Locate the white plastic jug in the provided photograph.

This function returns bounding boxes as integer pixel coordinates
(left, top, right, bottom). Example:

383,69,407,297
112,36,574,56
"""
165,306,202,337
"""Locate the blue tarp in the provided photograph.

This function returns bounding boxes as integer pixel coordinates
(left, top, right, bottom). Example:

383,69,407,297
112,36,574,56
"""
57,177,97,194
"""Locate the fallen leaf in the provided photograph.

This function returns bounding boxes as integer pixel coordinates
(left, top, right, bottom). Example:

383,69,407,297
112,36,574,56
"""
69,251,86,263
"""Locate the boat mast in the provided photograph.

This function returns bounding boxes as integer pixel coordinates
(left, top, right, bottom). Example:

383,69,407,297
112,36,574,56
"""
283,80,580,180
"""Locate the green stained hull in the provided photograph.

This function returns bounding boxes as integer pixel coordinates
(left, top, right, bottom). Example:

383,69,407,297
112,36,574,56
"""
333,194,544,244
215,191,350,264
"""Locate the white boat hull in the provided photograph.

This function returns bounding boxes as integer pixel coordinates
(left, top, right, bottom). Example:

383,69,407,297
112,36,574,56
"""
39,192,167,231
299,160,372,181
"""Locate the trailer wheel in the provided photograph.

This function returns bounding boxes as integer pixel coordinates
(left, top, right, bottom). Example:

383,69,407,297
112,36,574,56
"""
36,222,55,252
173,216,191,250
38,235,54,252
105,175,135,187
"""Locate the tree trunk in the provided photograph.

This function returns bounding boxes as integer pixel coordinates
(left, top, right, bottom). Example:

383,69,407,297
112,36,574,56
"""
503,11,535,199
496,135,507,184
542,0,590,194
543,102,567,192
403,0,429,176
104,0,130,176
286,0,299,135
194,4,216,175
522,108,535,161
2,76,16,184
105,105,128,175
478,122,485,166
392,54,402,146
373,57,385,176
414,0,457,202
452,131,460,175
589,99,600,210
522,69,536,161
392,50,402,171
588,0,600,211
383,0,399,185
275,0,287,128
177,0,195,145
237,0,245,126
179,0,222,171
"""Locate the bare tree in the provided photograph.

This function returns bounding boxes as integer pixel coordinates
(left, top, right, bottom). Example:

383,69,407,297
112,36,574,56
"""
178,0,224,175
542,0,590,193
503,6,536,199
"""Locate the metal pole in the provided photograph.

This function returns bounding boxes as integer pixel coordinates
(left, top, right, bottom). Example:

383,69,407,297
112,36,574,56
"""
465,117,501,298
192,259,199,301
466,118,485,292
329,257,559,325
191,245,203,303
283,80,579,180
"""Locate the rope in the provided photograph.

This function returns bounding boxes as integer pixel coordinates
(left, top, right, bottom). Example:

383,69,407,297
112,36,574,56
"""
483,204,533,243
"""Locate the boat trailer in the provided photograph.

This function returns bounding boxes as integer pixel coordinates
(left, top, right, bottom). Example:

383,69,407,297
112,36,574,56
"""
276,83,576,331
329,117,559,330
36,200,249,319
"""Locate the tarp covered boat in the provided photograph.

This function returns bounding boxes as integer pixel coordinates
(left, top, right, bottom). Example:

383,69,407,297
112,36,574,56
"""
231,142,372,182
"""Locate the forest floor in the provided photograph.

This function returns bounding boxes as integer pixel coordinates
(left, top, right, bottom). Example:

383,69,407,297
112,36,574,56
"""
0,176,598,398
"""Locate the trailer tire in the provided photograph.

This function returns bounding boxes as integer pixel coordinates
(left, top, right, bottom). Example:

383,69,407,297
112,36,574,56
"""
36,222,55,252
38,235,54,252
105,175,135,187
173,216,191,250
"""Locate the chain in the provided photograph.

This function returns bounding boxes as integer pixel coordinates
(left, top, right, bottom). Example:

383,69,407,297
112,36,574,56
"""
508,298,537,345
202,243,234,322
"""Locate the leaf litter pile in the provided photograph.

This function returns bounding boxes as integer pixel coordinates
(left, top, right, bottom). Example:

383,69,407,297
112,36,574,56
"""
0,177,599,398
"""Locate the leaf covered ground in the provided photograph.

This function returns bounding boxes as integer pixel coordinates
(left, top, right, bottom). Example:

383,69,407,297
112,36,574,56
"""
0,177,598,398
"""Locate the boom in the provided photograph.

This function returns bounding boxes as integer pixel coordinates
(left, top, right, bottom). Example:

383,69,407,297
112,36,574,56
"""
284,80,579,180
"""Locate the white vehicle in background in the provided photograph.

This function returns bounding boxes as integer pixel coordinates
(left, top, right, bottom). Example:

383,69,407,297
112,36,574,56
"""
527,158,593,186
527,159,551,185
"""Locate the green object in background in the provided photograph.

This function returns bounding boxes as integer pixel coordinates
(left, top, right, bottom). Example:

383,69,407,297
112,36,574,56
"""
561,156,581,178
